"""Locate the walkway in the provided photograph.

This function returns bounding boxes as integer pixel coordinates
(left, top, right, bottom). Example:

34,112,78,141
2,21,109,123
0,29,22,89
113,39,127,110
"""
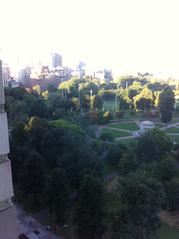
16,205,61,239
96,119,179,142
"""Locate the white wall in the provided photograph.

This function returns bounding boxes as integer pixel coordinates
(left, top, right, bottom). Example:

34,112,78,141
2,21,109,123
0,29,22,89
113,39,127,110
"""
0,113,10,155
0,160,14,201
0,75,5,105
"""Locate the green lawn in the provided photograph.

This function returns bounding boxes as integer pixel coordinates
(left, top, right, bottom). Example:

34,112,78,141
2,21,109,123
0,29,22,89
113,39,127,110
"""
168,135,179,143
103,100,115,111
119,138,136,145
155,123,165,128
101,128,131,138
165,127,179,133
110,122,139,131
159,223,179,239
171,118,179,123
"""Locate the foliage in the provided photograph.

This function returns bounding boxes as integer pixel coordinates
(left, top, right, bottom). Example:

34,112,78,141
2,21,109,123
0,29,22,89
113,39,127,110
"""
134,87,154,111
136,129,172,163
100,131,114,142
46,168,69,222
166,177,179,210
106,143,127,166
115,110,124,119
75,175,106,239
112,172,165,239
159,86,175,125
90,95,103,110
51,119,85,134
19,150,45,204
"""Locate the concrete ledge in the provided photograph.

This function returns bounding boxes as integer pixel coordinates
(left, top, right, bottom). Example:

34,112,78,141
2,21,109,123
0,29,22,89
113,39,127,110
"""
0,204,19,239
0,113,10,154
0,160,14,201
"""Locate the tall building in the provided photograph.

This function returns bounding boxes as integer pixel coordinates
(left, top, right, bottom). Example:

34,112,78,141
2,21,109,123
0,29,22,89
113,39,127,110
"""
52,53,62,68
2,64,11,87
0,60,19,239
18,66,31,87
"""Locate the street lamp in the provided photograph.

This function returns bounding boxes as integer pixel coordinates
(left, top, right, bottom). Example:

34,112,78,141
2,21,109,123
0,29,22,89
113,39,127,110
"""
115,84,119,111
90,89,93,97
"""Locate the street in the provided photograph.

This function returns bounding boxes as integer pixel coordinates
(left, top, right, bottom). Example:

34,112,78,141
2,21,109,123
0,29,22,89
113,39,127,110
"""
16,205,61,239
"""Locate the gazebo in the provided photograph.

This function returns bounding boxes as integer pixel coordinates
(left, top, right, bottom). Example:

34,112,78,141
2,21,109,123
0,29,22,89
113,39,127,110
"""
140,121,155,132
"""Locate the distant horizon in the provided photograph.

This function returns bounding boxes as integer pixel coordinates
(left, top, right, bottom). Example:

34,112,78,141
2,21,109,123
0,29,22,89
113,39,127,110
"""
1,0,179,78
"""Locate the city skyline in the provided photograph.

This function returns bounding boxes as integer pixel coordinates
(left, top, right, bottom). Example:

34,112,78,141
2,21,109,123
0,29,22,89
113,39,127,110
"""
1,0,179,77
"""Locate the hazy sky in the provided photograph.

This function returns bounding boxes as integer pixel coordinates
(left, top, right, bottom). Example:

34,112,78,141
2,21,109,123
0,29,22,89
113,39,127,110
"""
1,0,179,75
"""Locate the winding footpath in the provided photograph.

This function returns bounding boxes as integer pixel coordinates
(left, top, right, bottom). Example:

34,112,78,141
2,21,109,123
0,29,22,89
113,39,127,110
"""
96,119,179,141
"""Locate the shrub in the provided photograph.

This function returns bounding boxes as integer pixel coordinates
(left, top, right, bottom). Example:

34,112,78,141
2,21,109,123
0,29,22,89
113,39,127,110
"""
115,110,124,119
103,111,113,123
100,131,114,142
85,111,99,124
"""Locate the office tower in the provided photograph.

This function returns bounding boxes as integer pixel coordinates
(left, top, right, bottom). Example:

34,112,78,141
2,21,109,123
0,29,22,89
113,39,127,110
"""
52,53,62,68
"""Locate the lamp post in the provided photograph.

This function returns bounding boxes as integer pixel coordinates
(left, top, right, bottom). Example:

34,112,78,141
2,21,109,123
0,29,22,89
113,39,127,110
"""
90,89,93,97
115,84,119,111
78,84,82,113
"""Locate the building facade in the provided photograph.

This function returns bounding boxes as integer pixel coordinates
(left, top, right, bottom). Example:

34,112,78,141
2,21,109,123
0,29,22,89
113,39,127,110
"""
0,60,19,239
52,53,62,68
2,65,11,87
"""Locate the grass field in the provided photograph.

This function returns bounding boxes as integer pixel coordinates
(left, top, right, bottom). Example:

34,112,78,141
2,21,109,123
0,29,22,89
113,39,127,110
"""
171,118,179,123
165,127,179,133
168,135,179,142
101,128,131,138
155,123,165,128
103,100,115,111
159,223,179,239
110,122,139,131
119,138,136,145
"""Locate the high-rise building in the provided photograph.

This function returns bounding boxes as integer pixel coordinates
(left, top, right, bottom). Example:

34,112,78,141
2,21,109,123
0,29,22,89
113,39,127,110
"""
2,63,11,87
52,53,62,68
0,60,19,239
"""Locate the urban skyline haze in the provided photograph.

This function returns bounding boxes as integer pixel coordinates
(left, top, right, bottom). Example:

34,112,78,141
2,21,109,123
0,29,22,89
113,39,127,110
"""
1,0,179,77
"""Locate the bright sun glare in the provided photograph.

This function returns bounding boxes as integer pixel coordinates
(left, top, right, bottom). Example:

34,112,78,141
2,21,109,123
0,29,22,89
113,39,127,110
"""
1,0,179,76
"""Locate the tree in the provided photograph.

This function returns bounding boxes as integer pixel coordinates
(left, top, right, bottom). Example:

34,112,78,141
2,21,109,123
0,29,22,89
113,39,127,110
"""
19,150,45,204
136,132,159,163
75,175,106,239
29,98,48,118
90,95,103,110
106,143,127,166
136,129,172,163
112,172,165,239
134,87,154,112
166,177,179,210
155,157,178,182
119,151,139,175
33,84,41,95
25,117,49,154
5,87,28,100
100,131,114,142
46,168,69,223
159,86,175,125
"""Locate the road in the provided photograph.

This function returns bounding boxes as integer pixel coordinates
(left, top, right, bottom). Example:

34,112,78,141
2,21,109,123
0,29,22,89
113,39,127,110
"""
16,205,61,239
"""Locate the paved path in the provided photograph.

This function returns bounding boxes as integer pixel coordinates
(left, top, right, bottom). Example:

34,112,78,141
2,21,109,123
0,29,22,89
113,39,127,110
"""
16,205,61,239
115,135,136,141
160,122,179,130
106,126,132,133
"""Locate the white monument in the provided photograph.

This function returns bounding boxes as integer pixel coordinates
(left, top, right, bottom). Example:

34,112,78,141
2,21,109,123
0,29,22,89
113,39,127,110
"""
140,120,155,132
0,60,19,239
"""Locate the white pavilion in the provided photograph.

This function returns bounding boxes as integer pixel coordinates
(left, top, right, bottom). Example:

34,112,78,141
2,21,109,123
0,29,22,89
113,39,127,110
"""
140,121,155,132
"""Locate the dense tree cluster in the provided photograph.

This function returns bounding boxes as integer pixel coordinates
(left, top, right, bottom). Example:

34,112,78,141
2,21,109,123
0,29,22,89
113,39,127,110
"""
5,75,179,239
